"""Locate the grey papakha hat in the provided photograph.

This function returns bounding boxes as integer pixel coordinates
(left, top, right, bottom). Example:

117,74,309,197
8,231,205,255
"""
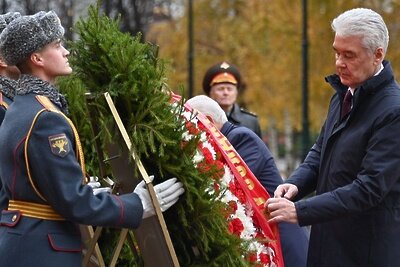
0,12,21,33
0,10,64,66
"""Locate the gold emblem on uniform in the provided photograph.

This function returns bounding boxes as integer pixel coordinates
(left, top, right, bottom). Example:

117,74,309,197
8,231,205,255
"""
48,134,70,157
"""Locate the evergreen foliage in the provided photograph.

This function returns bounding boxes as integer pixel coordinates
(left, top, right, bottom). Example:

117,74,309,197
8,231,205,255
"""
58,4,248,266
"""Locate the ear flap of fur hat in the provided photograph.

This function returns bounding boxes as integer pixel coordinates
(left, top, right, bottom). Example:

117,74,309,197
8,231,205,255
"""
0,10,64,66
0,12,21,33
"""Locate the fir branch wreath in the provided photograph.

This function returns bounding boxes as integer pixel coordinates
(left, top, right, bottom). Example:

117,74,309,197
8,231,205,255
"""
58,4,250,267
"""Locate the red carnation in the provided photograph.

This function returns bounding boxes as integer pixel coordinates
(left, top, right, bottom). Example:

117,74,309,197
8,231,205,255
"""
247,252,257,263
260,252,271,264
227,200,238,213
197,161,212,175
202,147,214,163
185,121,200,135
229,218,244,236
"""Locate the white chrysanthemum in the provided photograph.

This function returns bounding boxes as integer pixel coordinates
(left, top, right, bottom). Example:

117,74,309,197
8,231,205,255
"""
182,131,193,142
219,189,237,203
199,131,208,142
192,149,204,164
239,216,256,240
221,165,234,187
182,110,195,121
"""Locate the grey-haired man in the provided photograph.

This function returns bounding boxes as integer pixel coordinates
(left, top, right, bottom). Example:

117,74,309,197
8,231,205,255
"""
267,8,400,267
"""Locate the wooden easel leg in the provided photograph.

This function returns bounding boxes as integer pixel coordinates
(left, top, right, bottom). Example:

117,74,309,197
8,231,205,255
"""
81,225,106,267
108,229,129,267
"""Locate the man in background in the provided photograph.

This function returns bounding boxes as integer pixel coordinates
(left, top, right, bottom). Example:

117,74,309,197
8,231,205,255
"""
0,12,21,219
0,11,20,125
202,61,262,137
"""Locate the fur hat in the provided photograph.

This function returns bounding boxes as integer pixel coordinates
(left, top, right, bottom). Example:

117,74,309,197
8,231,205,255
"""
0,11,64,66
0,12,21,33
202,61,241,95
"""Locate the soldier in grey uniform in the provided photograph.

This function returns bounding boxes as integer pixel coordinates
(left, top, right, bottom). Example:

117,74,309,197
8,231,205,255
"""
0,11,184,266
0,12,21,220
0,11,20,125
202,61,262,137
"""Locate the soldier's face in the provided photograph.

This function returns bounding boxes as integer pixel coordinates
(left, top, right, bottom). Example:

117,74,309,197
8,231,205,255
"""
209,83,238,112
33,39,72,83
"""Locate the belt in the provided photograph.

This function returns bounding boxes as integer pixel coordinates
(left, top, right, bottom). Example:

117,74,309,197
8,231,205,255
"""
8,200,65,221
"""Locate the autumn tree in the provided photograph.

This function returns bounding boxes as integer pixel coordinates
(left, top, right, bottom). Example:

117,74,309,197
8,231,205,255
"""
146,0,400,160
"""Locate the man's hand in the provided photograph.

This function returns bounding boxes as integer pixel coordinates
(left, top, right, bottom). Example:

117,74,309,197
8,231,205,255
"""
266,197,298,224
273,183,299,199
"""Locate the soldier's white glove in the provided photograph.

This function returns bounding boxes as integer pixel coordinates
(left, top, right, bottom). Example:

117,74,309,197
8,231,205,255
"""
88,176,112,195
134,175,185,219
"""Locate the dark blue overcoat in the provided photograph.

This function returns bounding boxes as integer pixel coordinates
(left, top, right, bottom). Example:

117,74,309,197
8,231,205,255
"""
288,61,400,267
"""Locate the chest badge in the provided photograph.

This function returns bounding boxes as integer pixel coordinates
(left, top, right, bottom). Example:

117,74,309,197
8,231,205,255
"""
48,134,70,157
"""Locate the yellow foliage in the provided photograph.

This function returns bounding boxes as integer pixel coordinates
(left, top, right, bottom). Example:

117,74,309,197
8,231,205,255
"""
146,0,400,134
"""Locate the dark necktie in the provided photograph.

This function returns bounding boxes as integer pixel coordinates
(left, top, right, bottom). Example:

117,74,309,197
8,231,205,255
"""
341,90,353,119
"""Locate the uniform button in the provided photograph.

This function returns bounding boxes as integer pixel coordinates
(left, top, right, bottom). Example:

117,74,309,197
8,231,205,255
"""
11,214,17,222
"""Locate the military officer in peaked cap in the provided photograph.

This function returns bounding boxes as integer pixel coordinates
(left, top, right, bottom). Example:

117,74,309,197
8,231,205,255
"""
202,61,262,137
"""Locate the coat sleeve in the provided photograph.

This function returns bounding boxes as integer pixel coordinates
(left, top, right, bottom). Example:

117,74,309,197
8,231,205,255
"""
27,111,144,228
295,109,400,226
285,122,325,200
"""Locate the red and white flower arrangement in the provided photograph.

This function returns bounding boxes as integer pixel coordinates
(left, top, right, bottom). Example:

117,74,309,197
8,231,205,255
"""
181,109,278,267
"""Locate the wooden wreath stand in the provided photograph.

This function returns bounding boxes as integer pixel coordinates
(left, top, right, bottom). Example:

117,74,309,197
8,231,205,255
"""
81,92,179,267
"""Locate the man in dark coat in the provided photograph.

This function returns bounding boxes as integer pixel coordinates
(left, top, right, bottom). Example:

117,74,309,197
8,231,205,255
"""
187,95,309,267
0,11,184,266
0,12,22,220
0,12,20,125
267,8,400,267
202,61,262,137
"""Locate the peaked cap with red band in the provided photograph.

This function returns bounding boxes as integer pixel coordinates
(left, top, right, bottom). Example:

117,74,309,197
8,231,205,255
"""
202,61,241,95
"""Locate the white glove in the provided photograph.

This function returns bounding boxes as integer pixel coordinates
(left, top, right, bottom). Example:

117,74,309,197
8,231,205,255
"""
87,176,112,195
87,176,101,189
134,176,185,219
92,187,112,195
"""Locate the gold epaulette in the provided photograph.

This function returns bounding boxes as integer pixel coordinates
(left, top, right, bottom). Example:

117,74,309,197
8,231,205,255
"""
35,95,58,112
0,92,8,109
8,199,65,221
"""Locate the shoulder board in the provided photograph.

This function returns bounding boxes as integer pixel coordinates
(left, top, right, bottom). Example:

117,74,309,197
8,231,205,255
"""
0,92,8,109
240,107,258,117
35,95,59,112
35,95,87,181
